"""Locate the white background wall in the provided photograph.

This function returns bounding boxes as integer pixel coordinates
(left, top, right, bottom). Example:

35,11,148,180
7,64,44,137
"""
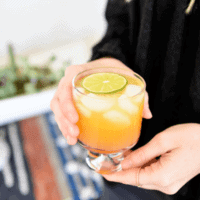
0,0,108,124
0,0,108,65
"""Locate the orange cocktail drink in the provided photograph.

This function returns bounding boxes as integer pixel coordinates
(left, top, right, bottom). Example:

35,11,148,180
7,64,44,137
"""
72,68,145,155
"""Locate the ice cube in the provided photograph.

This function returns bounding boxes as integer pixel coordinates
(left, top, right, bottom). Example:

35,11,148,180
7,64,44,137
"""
76,103,91,117
103,110,131,125
118,95,139,114
118,94,127,99
80,93,115,112
125,84,142,97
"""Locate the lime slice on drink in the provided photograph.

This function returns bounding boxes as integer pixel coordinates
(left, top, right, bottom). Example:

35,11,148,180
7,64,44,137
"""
81,72,128,94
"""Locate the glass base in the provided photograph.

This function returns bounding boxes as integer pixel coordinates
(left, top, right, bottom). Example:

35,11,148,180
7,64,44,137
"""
86,151,124,174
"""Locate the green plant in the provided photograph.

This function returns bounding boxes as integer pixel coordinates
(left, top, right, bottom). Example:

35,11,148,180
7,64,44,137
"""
0,44,71,100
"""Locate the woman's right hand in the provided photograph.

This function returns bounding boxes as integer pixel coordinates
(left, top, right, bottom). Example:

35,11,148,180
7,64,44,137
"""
50,57,152,145
50,63,82,145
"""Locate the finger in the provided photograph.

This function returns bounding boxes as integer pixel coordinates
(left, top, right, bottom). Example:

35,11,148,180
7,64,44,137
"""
124,150,132,158
103,168,139,186
57,77,79,124
55,114,78,145
142,92,152,119
142,178,187,195
56,114,80,138
103,162,165,187
121,147,183,187
103,166,156,186
66,135,78,145
51,96,79,140
121,134,170,169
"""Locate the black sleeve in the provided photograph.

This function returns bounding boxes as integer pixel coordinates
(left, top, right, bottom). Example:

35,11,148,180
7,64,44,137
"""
90,0,132,66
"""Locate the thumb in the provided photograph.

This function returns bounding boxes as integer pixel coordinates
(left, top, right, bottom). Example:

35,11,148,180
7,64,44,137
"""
122,134,167,170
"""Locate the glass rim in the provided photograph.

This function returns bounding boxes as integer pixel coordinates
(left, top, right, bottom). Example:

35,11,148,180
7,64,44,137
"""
72,67,146,99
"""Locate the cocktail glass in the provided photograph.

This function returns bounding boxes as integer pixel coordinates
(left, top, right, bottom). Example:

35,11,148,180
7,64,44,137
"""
72,67,145,174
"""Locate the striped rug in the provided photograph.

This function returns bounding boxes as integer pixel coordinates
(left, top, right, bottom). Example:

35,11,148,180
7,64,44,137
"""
0,112,103,200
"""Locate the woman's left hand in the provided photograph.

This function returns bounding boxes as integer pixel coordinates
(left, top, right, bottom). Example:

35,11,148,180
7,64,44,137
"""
103,123,200,195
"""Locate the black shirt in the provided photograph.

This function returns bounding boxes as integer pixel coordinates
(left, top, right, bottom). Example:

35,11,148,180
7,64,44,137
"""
91,0,200,199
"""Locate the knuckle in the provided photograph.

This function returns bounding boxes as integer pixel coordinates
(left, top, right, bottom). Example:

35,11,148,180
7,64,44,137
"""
155,133,170,151
60,100,71,114
120,176,132,185
65,65,80,76
54,116,61,126
163,185,180,195
59,77,65,84
58,77,66,88
158,174,171,187
50,101,53,111
55,119,69,136
65,65,74,74
137,148,147,165
56,78,64,90
50,98,56,111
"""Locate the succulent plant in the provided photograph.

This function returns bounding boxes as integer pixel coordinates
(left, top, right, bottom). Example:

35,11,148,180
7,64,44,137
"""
0,68,17,98
0,44,71,100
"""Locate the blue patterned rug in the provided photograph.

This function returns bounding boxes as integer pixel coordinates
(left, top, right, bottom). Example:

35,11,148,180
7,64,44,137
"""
0,112,103,200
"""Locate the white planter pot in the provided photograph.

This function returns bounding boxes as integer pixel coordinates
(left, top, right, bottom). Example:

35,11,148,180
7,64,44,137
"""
0,88,56,126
